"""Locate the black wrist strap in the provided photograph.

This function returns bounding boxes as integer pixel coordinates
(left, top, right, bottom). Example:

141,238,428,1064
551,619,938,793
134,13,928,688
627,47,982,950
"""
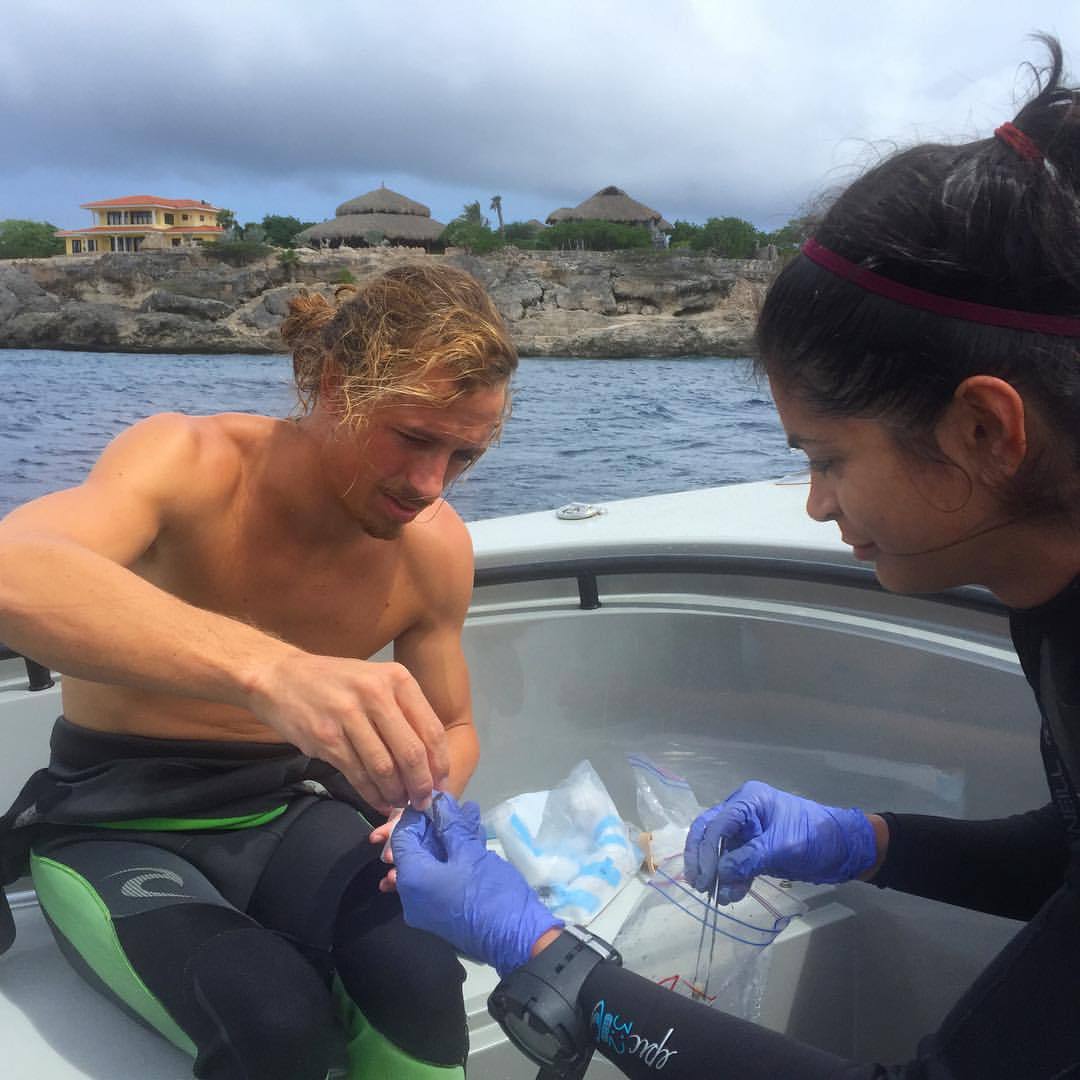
489,926,621,1078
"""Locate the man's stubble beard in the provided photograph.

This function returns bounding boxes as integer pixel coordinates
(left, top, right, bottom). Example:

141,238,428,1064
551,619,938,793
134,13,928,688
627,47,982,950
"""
356,510,404,541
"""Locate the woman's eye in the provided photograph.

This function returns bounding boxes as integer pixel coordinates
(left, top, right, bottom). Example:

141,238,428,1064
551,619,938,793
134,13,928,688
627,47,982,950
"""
397,430,428,445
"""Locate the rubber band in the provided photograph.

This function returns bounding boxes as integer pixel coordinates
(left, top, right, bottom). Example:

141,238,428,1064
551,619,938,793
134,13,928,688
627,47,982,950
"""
801,237,1080,336
994,121,1044,163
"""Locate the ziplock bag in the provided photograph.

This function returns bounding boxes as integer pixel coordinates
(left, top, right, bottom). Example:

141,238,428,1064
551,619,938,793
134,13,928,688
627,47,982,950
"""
617,755,807,1020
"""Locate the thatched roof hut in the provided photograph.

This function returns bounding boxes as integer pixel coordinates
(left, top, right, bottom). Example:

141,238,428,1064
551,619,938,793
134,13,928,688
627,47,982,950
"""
546,186,673,233
299,185,446,249
335,189,431,218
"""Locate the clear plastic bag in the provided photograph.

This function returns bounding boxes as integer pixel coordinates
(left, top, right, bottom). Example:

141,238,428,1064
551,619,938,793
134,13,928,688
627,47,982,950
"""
616,755,807,1020
483,760,640,925
629,753,705,867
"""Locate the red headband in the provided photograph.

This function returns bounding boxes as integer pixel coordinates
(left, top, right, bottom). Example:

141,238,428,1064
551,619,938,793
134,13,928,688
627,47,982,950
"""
994,121,1043,163
800,237,1080,337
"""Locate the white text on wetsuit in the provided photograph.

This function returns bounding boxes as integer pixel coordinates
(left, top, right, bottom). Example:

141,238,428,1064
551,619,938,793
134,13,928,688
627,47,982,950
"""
590,999,679,1070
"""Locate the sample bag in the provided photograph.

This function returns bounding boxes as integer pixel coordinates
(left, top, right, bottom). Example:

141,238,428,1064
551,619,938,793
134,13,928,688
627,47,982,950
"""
616,754,806,1020
484,760,641,925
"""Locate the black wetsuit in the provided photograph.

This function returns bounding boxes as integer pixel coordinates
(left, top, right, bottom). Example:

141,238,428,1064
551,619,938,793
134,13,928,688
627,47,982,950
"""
569,580,1080,1079
1,719,467,1080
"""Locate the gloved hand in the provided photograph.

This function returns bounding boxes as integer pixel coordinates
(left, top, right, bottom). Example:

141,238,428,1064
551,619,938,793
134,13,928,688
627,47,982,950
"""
393,792,564,978
683,780,877,903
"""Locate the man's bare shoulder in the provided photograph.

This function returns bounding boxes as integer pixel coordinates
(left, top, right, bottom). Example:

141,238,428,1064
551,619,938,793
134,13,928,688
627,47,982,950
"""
106,412,279,506
133,411,280,457
401,499,475,615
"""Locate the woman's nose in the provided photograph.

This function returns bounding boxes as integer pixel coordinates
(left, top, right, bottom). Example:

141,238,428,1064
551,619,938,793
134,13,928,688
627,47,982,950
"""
805,475,837,523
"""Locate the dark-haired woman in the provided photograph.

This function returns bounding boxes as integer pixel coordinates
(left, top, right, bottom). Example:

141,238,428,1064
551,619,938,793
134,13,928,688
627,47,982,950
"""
394,36,1080,1079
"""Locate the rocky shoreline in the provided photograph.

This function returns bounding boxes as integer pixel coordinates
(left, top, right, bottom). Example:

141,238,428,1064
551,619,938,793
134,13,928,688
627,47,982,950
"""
0,247,776,358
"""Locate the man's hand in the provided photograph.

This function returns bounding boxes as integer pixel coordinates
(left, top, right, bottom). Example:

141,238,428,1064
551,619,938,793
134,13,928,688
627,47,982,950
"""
247,652,450,811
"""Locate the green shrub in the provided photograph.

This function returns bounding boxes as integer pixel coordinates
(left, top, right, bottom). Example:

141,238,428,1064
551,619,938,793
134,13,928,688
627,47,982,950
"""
0,219,65,259
536,219,652,251
668,220,703,247
333,268,357,285
204,239,273,266
689,217,762,259
502,221,542,242
438,219,503,254
262,214,315,248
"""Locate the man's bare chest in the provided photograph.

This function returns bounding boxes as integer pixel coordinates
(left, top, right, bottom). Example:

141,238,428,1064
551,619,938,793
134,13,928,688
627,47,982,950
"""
141,522,418,660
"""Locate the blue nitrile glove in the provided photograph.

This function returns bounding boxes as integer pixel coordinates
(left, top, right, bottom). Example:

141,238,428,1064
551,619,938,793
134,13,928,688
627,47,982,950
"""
393,792,564,978
683,780,877,903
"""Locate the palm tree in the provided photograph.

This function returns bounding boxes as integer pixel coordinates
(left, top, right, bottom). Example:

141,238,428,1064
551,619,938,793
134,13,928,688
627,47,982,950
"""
489,195,504,236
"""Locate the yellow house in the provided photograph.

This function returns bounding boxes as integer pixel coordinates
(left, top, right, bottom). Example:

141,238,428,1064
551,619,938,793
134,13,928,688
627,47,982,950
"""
56,195,226,255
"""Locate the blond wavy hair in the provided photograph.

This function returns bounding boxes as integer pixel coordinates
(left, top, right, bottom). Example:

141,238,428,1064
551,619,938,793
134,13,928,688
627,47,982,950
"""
281,263,518,429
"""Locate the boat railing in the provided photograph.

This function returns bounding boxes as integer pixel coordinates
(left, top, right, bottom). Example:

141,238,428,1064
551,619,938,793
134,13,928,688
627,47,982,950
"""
0,646,54,692
0,556,1002,693
474,552,1005,615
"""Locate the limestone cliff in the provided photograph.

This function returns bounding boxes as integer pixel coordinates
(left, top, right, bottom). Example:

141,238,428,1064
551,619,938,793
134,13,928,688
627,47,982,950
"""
0,247,775,357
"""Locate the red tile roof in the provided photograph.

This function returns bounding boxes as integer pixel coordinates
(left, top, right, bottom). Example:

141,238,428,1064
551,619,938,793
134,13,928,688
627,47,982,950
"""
56,224,225,236
80,195,224,211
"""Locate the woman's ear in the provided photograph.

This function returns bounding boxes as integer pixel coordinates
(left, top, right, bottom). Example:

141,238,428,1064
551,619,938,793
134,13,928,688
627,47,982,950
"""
945,376,1027,481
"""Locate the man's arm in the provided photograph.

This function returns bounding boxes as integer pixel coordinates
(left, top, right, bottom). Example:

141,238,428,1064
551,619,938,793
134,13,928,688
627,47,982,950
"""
0,414,275,698
394,624,478,799
0,414,449,811
369,507,480,876
391,503,480,798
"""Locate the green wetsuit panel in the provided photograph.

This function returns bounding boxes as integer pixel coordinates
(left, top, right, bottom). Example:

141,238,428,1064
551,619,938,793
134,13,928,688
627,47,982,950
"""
332,976,466,1079
30,852,197,1057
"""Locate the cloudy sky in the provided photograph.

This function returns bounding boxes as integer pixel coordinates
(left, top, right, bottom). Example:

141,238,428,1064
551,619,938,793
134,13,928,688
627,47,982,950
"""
5,2,1080,235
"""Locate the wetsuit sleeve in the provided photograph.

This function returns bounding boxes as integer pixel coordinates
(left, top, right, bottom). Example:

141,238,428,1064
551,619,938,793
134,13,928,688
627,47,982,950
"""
872,803,1068,920
579,961,884,1079
578,872,1080,1080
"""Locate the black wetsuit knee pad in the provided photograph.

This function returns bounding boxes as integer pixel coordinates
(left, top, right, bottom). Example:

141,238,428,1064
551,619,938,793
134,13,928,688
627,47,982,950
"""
184,926,344,1080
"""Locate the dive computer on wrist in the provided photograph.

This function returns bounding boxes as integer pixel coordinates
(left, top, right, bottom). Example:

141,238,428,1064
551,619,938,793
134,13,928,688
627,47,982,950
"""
487,924,621,1079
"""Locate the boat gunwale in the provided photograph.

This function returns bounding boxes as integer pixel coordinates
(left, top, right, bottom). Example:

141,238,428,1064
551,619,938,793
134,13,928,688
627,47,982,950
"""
473,552,1004,616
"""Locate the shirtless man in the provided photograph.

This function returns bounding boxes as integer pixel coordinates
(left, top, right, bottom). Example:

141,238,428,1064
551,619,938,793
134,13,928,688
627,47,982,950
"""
0,263,518,1079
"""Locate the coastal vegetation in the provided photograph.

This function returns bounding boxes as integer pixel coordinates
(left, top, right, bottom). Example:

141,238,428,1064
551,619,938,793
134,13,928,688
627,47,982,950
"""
6,201,816,263
0,220,65,259
440,205,654,253
669,217,762,258
203,239,275,266
434,201,814,258
215,211,315,249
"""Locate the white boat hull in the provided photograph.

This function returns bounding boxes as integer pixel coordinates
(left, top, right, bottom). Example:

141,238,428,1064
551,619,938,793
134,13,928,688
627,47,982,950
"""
0,479,1042,1076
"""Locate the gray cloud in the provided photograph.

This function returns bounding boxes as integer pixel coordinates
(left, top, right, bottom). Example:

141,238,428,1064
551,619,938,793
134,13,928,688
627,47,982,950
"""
4,1,1080,231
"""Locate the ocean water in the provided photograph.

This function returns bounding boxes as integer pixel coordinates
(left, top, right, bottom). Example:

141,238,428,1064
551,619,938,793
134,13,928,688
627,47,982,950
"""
0,350,794,521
